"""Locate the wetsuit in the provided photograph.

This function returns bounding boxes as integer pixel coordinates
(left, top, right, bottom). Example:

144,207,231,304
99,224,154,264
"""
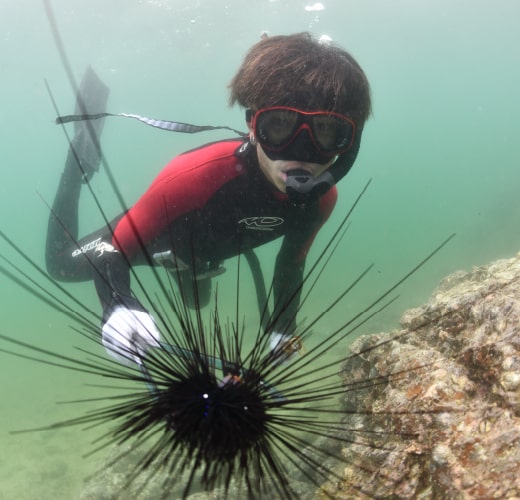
46,138,337,333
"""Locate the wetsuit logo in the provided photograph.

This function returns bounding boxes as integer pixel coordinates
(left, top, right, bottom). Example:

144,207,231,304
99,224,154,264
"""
238,217,284,231
95,241,118,257
72,238,118,258
71,237,102,257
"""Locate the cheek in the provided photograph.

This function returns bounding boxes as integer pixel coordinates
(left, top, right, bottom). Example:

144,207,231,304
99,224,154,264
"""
256,147,286,191
317,163,331,176
256,146,272,176
319,157,338,175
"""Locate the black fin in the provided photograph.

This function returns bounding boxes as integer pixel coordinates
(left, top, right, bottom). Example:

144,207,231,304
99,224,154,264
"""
67,65,110,183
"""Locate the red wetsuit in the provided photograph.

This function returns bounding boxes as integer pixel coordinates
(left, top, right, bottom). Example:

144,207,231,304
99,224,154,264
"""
65,138,337,331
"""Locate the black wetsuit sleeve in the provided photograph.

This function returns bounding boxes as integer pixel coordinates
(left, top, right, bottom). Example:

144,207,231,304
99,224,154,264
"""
271,191,336,334
271,231,308,334
91,248,147,324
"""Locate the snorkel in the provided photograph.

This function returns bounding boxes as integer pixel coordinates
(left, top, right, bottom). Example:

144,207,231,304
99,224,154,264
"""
245,107,363,206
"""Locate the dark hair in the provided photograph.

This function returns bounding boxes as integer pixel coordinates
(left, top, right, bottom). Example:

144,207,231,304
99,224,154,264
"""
228,32,372,126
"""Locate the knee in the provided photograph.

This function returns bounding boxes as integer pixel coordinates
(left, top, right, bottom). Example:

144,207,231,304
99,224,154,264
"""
45,255,70,282
45,250,87,283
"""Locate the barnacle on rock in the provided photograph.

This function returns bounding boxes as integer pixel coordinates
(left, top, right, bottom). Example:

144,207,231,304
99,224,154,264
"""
333,252,520,498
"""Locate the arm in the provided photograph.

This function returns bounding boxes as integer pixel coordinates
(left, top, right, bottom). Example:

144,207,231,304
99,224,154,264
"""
91,242,145,323
272,187,338,334
268,188,337,364
271,238,305,334
91,242,159,365
97,142,244,363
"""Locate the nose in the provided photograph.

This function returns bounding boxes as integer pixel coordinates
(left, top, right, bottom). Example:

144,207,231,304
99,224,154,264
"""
291,128,316,161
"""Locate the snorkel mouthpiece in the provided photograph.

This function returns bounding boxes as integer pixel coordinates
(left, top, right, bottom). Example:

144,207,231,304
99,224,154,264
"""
285,169,335,206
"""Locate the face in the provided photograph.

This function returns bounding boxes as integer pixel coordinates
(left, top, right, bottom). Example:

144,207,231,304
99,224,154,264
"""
254,141,335,193
247,107,353,193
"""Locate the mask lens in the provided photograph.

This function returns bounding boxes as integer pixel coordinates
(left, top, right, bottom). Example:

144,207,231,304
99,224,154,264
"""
256,109,299,147
311,114,354,152
253,107,355,155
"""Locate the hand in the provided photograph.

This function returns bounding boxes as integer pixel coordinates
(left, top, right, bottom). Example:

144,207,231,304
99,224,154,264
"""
102,306,160,365
270,331,303,365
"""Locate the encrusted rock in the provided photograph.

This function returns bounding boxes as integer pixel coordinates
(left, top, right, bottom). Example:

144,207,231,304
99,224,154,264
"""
324,252,520,499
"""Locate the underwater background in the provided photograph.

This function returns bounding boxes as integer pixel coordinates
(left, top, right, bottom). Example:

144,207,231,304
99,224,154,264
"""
0,0,519,498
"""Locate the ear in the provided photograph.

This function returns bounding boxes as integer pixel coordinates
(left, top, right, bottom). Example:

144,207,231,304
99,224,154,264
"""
245,109,254,132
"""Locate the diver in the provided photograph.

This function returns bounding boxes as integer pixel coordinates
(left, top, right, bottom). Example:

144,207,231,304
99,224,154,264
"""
45,32,372,366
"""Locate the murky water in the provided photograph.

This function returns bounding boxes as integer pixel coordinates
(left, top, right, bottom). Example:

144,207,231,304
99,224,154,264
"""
0,0,519,497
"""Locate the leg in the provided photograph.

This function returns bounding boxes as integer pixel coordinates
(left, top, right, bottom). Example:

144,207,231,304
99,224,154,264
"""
45,66,110,281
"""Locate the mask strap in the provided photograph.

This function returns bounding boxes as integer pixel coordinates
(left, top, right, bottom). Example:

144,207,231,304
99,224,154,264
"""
56,112,246,137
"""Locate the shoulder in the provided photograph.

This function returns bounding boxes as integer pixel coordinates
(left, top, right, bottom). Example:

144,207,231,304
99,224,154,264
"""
170,139,245,172
153,139,246,187
180,138,245,158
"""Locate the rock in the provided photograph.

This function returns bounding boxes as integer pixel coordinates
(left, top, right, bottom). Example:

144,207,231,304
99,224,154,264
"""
325,252,520,499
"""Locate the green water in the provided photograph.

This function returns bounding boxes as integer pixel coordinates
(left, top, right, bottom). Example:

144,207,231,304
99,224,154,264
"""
1,0,519,498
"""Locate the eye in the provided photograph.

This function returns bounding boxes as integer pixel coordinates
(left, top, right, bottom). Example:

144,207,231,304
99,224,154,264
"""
269,112,296,129
313,117,339,147
260,111,298,144
312,115,353,150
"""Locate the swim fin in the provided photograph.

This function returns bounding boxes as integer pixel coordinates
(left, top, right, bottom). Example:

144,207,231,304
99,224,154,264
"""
67,65,110,183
